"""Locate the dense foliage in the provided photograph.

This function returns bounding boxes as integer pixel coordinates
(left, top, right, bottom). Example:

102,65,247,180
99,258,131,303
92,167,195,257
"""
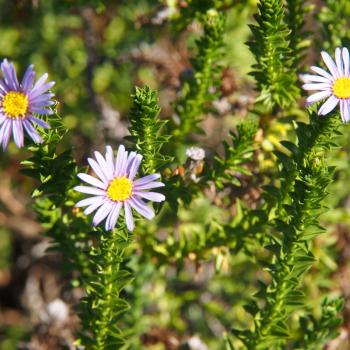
0,1,349,350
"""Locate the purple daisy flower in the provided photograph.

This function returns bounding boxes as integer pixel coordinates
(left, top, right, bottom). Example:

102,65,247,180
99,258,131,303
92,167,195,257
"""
74,145,165,232
0,59,55,149
301,47,350,123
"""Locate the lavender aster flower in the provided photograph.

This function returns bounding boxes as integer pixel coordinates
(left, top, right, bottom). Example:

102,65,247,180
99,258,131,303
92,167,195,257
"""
0,59,55,149
74,145,165,232
301,47,350,123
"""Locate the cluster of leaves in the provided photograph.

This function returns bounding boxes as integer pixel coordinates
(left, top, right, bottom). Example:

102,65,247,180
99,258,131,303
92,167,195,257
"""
318,0,350,50
21,115,137,348
17,5,230,344
6,0,349,349
22,82,176,348
78,227,133,349
248,0,299,109
172,0,225,30
294,298,344,350
127,86,172,174
20,114,75,205
173,9,226,141
209,119,258,189
20,115,92,279
285,0,312,68
135,118,258,267
232,111,344,349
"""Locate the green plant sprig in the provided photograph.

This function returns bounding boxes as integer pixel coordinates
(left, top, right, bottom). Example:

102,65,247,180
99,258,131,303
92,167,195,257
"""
78,226,133,349
293,297,344,350
161,107,342,270
318,0,350,50
21,114,92,280
134,119,259,268
127,86,172,174
209,119,258,189
248,0,299,110
232,111,341,350
173,0,226,27
172,10,225,142
285,0,312,69
21,114,135,348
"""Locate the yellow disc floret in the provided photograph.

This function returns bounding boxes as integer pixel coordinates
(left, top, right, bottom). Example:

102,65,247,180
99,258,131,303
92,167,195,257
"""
107,176,132,202
2,91,28,118
333,77,350,99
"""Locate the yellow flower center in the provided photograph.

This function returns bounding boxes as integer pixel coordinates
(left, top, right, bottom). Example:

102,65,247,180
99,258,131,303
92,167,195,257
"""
2,91,28,118
107,177,133,202
333,77,350,99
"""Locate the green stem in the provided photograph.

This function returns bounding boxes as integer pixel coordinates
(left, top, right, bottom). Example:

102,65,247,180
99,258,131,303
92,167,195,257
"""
79,228,133,349
172,10,225,142
95,234,125,347
246,114,339,349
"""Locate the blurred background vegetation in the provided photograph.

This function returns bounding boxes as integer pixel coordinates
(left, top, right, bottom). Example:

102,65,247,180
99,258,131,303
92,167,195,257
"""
0,0,350,349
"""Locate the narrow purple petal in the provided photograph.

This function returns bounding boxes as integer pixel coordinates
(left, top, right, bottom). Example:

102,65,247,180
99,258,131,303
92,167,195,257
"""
105,146,115,178
115,145,128,177
306,90,331,104
0,119,9,139
133,181,165,191
0,77,9,92
2,123,12,149
340,100,350,123
32,73,48,90
9,62,19,89
30,107,53,115
84,199,106,215
300,74,331,84
105,145,114,163
12,119,24,148
311,66,334,81
75,196,105,208
335,48,344,76
129,197,155,220
134,191,165,202
23,120,42,143
21,64,35,93
74,185,106,196
127,151,136,163
343,48,350,77
318,95,338,115
93,201,114,226
28,116,50,129
302,83,331,91
133,173,161,186
105,202,122,230
0,113,7,125
88,157,109,184
30,98,55,108
29,92,54,104
128,154,142,180
126,151,137,173
321,51,339,78
95,151,114,181
29,81,55,99
77,173,107,189
0,119,11,150
124,202,134,231
1,59,19,90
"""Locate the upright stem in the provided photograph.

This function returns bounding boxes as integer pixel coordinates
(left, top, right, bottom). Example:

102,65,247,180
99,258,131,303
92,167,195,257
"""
79,228,133,349
236,113,340,349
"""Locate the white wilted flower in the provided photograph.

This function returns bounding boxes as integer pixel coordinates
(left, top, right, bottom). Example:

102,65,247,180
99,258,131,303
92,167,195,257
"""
186,146,206,161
